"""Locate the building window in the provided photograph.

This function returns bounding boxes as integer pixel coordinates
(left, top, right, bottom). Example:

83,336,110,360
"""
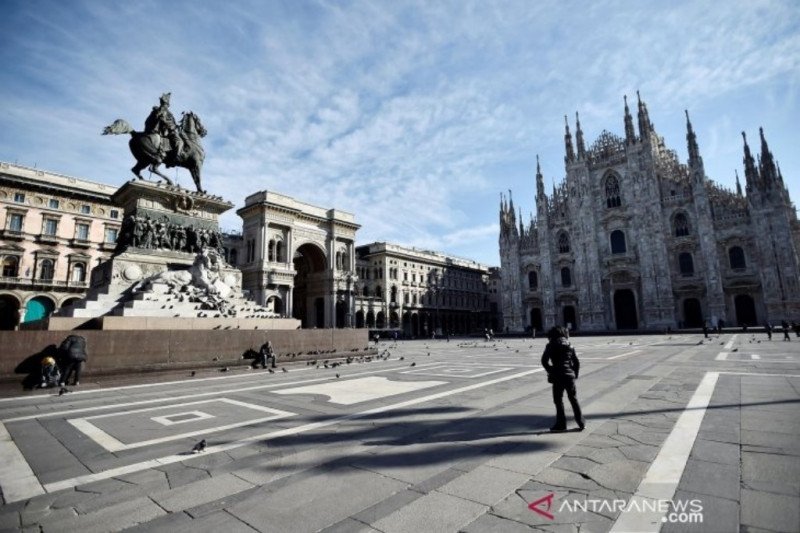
49,199,60,209
2,256,19,277
558,232,570,254
81,205,91,214
105,228,118,243
229,248,238,266
39,258,55,280
610,230,627,254
375,286,382,298
729,247,746,270
71,262,86,282
110,209,120,219
679,252,694,276
674,213,690,237
13,192,25,203
75,223,90,241
605,175,621,208
8,213,24,232
528,271,538,290
561,267,572,287
43,219,58,236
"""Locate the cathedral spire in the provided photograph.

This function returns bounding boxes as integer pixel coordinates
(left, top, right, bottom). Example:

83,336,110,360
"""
636,90,651,141
623,94,636,145
564,115,575,164
758,127,778,186
735,169,742,196
685,109,702,170
536,155,545,199
742,131,759,191
575,111,586,159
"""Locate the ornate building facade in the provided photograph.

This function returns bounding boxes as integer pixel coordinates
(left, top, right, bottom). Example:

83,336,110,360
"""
499,94,800,332
0,162,120,329
354,242,493,336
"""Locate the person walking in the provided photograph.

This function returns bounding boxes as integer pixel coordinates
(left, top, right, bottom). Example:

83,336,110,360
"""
59,334,87,386
541,326,584,432
782,320,791,341
765,322,773,341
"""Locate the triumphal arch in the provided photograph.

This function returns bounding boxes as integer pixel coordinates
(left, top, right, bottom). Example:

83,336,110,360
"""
236,191,359,328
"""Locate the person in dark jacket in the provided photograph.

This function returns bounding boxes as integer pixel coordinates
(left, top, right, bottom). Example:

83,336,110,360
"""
257,340,276,369
541,326,584,432
58,335,87,386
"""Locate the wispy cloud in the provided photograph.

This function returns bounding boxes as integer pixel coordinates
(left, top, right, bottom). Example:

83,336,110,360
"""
1,0,798,266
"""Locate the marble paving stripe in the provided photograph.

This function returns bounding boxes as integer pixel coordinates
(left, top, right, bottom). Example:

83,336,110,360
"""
2,362,443,423
609,371,720,533
0,422,45,502
38,367,544,500
605,349,641,360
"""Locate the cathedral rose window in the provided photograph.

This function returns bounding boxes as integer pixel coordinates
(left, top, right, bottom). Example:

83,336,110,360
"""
674,213,690,237
558,232,571,253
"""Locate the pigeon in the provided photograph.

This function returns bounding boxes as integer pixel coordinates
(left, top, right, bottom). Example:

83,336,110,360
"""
282,368,288,373
336,373,340,378
58,387,70,396
399,356,405,361
268,368,274,373
410,362,416,367
220,367,229,372
191,371,196,377
732,348,738,352
191,439,207,454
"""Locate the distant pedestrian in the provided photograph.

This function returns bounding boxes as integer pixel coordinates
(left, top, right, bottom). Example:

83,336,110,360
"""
782,320,791,341
58,334,87,386
765,322,773,341
541,326,584,432
793,321,800,338
702,322,709,339
257,340,276,369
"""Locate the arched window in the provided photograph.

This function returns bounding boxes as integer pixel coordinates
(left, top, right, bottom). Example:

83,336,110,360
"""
610,230,627,254
362,286,370,297
558,233,570,254
390,285,397,303
561,267,572,287
275,241,284,262
528,271,538,290
674,213,690,237
605,175,621,208
71,262,86,283
39,259,55,280
375,285,382,299
729,247,746,270
678,252,694,276
268,240,275,261
2,256,19,278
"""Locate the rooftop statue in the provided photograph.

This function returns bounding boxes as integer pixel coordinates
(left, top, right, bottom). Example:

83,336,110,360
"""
103,93,207,193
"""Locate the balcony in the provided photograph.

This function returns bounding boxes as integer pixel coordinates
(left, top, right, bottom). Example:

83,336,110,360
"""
36,233,60,245
0,229,25,241
69,238,92,249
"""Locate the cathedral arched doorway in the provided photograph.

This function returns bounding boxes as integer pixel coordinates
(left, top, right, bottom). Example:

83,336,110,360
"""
411,313,420,338
530,308,543,333
734,294,757,326
0,295,20,330
24,295,55,324
683,298,703,328
355,310,365,328
376,311,386,329
335,300,346,328
292,243,328,328
563,306,576,330
614,289,638,330
389,311,400,329
402,312,411,336
366,310,375,328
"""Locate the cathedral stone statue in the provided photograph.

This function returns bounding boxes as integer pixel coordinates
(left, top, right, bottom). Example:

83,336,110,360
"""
103,93,207,193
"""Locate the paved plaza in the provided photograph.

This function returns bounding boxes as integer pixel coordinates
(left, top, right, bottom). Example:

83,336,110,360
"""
0,333,798,532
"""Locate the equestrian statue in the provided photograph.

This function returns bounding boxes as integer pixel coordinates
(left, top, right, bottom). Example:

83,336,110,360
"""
103,93,207,193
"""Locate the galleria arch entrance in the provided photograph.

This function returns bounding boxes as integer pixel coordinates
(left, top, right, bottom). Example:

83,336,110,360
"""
614,289,638,330
293,243,328,328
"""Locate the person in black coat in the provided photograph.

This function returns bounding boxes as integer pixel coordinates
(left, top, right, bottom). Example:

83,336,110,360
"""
58,335,87,386
257,341,276,369
541,326,584,432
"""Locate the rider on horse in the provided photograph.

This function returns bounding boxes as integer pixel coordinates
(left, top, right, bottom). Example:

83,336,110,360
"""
144,92,184,162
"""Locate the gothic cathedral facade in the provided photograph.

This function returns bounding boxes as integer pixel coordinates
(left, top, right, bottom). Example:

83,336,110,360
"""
499,94,800,332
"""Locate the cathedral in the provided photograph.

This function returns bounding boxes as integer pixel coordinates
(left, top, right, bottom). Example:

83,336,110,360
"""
499,93,800,332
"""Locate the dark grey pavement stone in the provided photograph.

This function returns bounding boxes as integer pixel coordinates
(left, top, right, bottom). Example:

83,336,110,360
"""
116,510,194,532
585,460,648,493
349,489,422,525
678,459,740,501
742,452,800,496
661,489,738,533
45,496,164,532
438,465,531,506
741,430,800,456
741,488,800,533
226,466,406,533
460,513,540,532
9,420,91,484
156,462,211,489
317,517,380,533
184,485,262,518
689,438,740,465
409,467,464,494
0,511,20,530
150,472,255,512
370,490,487,533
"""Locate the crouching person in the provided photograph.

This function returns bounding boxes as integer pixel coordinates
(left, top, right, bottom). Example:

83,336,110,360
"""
541,326,585,432
59,334,87,386
40,356,60,388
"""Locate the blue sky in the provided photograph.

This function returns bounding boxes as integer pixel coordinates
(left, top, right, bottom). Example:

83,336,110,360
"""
1,0,798,267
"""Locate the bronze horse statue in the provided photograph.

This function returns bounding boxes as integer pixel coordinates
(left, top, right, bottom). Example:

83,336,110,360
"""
103,111,207,193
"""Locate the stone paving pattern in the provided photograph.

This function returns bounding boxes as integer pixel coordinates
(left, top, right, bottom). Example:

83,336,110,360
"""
0,333,797,532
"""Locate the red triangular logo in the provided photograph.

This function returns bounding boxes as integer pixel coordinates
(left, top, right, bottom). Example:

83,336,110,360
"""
528,493,555,520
